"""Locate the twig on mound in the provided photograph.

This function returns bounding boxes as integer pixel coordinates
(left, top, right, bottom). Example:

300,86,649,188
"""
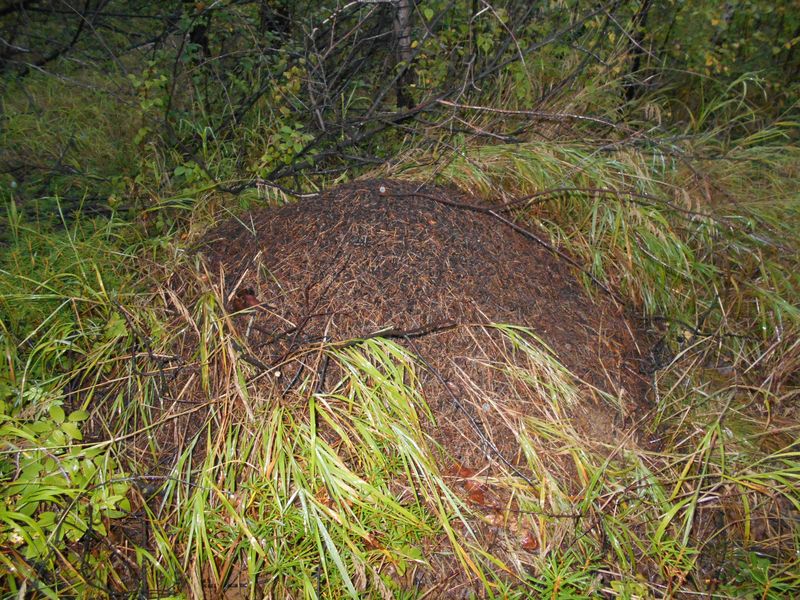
328,320,460,350
383,185,718,222
487,209,624,305
231,321,460,384
229,339,272,373
379,187,625,304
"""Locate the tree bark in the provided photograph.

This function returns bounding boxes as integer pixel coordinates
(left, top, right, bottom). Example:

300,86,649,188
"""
393,0,415,109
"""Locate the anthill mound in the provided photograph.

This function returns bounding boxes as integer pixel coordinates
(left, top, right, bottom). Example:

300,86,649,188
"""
201,179,650,462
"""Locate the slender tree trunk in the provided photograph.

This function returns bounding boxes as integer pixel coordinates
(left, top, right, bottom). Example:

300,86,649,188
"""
393,0,415,109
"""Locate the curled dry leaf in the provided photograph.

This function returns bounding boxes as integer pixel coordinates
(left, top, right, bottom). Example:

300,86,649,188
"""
363,532,381,550
316,487,331,507
241,293,261,308
231,287,263,312
463,478,484,493
520,530,539,552
467,488,487,506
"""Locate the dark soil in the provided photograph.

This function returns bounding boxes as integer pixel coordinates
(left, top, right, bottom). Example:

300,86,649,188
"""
199,178,652,594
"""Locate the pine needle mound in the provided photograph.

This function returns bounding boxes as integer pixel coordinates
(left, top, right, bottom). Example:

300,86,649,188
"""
202,179,650,461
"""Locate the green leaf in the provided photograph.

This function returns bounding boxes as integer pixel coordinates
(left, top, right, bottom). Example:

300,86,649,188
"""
61,422,83,441
30,420,52,434
37,511,57,528
49,405,65,424
653,497,692,545
68,409,90,422
80,458,98,481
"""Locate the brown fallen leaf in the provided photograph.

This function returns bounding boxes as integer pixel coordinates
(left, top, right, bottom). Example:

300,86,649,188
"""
240,293,260,308
363,532,381,550
467,488,486,506
520,530,539,552
231,287,266,312
316,487,331,507
464,478,484,493
454,464,476,478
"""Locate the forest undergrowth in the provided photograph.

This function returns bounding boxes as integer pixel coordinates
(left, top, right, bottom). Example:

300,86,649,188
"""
1,2,799,598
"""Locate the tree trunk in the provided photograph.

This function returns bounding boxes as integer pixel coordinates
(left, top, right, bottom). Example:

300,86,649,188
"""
393,0,415,109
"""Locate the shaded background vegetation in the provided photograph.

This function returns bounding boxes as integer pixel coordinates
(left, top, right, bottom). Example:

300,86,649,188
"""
1,0,797,215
